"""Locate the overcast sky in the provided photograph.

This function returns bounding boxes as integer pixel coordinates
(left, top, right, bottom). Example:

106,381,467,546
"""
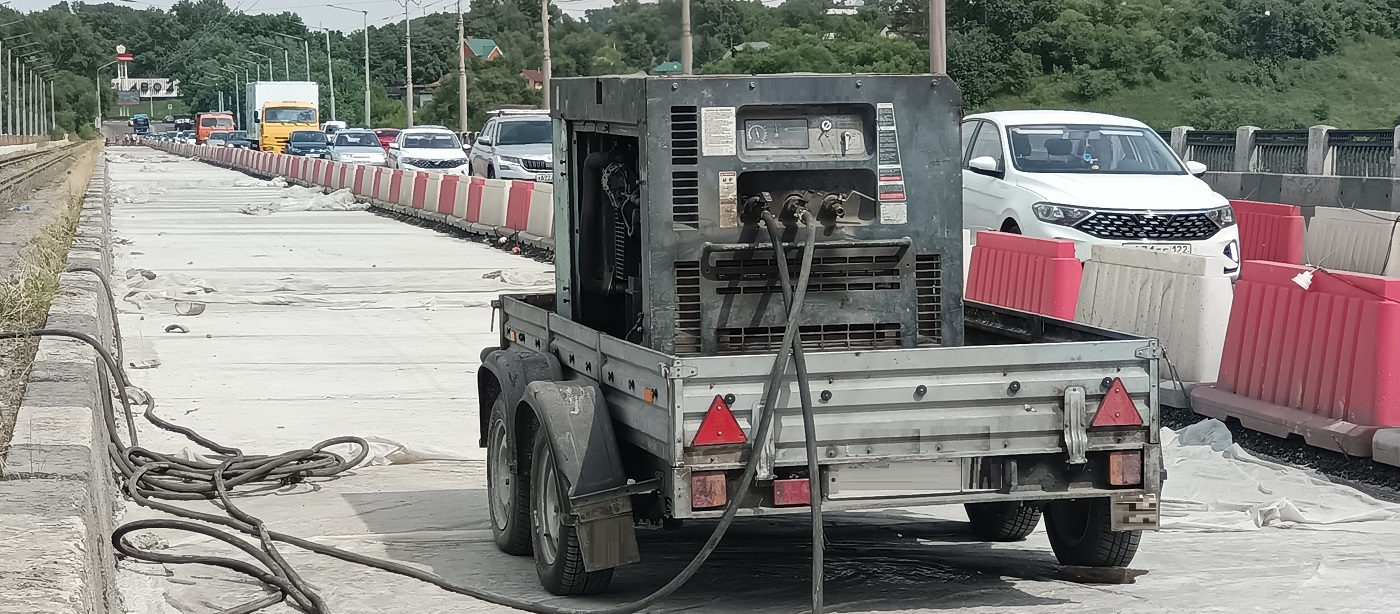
7,0,613,35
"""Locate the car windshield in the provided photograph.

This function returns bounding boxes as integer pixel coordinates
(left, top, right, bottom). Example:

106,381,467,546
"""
201,116,234,127
496,120,551,145
1006,124,1184,175
403,133,462,149
229,131,247,139
209,133,229,141
266,107,317,123
133,118,149,126
290,131,328,144
335,132,379,147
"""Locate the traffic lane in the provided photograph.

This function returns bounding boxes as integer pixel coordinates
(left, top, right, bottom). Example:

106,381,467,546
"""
114,459,1400,614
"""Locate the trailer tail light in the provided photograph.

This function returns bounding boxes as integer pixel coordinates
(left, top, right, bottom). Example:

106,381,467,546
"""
1091,379,1142,428
692,395,746,447
773,478,811,507
1108,450,1143,486
690,471,728,509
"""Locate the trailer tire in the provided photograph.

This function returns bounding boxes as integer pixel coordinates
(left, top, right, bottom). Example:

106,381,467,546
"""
487,398,532,556
964,502,1041,541
530,427,614,595
1044,498,1141,567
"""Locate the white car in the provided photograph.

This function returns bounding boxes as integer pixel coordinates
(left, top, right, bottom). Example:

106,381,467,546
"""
387,126,470,174
961,110,1240,275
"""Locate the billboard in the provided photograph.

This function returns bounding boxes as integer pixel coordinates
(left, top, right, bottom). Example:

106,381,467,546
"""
110,78,182,99
116,90,140,106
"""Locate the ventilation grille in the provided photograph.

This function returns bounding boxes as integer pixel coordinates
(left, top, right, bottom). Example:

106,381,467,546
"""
709,247,905,295
716,323,902,355
671,106,700,228
675,261,702,355
915,254,942,346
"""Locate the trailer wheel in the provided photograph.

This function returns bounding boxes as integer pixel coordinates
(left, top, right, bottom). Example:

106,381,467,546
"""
964,502,1041,541
1044,498,1141,567
530,427,614,595
487,398,531,555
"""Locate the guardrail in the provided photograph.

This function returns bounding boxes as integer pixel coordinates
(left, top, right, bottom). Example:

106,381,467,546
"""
1167,125,1400,179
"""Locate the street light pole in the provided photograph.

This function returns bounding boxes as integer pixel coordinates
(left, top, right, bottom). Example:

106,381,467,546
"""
456,0,467,132
681,0,692,75
310,27,336,122
540,0,550,109
273,32,311,81
405,0,414,126
929,0,946,75
97,60,117,130
256,41,289,80
327,5,371,126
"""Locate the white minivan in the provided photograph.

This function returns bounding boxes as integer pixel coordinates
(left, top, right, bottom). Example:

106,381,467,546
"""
961,110,1240,275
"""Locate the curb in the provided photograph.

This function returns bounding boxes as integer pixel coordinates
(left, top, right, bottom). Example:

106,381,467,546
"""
0,155,119,613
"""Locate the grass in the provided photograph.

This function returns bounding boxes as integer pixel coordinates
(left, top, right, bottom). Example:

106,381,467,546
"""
985,36,1400,130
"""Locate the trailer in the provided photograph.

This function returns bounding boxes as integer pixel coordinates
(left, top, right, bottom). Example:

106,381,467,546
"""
477,74,1162,598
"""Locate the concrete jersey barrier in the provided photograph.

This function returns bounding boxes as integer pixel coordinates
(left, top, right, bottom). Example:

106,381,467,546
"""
966,231,1082,320
1303,207,1400,277
1075,245,1233,406
1192,260,1400,457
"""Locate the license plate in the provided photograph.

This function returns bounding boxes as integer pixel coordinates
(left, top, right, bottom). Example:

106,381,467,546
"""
1128,243,1191,254
535,173,553,183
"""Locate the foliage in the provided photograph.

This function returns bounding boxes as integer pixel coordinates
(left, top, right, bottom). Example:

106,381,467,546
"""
5,0,1400,133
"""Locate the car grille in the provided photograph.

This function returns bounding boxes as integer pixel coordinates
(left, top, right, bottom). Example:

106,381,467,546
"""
413,159,466,169
1075,212,1220,241
520,158,551,171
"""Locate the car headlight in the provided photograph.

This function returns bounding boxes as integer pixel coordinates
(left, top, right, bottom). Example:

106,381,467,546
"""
1031,202,1095,226
499,155,523,166
1206,205,1236,228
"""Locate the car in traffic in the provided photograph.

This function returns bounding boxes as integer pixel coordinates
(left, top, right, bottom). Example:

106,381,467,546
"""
176,130,197,144
372,128,400,149
224,131,255,149
282,130,331,158
387,126,469,173
960,110,1240,275
468,112,552,182
328,129,387,165
321,120,348,135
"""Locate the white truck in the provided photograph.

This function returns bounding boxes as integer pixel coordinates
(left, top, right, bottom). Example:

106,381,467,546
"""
244,81,320,153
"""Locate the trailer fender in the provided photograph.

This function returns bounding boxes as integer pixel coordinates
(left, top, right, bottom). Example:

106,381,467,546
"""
520,380,640,572
477,346,562,448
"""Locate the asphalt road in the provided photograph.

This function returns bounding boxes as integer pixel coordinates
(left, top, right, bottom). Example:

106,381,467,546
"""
107,147,1400,614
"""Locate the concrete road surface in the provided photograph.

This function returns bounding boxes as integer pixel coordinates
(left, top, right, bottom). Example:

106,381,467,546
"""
106,147,1400,614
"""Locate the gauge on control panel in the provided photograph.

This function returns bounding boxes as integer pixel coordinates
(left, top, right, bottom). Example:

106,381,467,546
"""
743,119,810,150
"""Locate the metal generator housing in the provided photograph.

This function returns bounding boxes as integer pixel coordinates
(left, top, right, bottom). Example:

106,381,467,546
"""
550,74,964,356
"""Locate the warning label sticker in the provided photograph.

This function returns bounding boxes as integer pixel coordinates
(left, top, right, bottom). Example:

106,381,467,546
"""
718,171,739,228
701,107,737,157
875,102,907,225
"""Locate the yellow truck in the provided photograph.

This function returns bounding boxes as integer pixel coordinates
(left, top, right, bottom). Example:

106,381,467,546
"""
245,81,320,153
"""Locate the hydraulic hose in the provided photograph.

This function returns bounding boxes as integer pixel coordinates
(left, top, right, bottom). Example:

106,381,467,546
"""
0,231,824,614
761,209,824,614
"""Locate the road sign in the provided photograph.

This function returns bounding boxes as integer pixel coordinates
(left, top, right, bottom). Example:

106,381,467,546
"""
110,77,181,98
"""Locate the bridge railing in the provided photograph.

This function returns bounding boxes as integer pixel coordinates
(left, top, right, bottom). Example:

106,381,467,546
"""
1168,125,1400,178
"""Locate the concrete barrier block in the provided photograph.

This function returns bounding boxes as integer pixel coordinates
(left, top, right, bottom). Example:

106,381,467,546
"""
526,182,554,239
438,175,461,217
1230,200,1305,264
1303,207,1400,276
1374,429,1400,468
478,178,510,227
1278,175,1340,209
1075,245,1232,388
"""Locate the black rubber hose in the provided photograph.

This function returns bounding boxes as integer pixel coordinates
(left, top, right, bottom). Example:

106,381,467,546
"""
1,235,823,614
761,209,824,614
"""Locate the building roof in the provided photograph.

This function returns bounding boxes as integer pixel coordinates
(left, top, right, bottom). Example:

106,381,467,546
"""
654,60,682,74
465,37,502,59
521,69,544,84
732,41,770,52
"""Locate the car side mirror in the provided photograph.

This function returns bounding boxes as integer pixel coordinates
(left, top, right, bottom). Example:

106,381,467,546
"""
388,142,400,150
1185,160,1208,177
476,136,492,147
968,156,1003,178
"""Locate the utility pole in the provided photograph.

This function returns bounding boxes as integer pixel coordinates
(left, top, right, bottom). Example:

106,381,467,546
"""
328,5,371,125
48,79,54,134
457,0,468,132
404,0,414,126
540,0,550,108
681,0,692,74
97,61,117,130
312,27,337,121
929,0,946,75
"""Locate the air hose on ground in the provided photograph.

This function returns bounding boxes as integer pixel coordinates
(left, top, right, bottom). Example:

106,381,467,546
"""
0,223,823,613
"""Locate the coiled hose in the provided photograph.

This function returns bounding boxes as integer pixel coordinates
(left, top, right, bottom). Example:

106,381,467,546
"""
0,228,823,613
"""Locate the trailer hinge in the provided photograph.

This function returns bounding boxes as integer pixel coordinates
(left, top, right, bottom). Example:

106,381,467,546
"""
661,362,699,379
1135,343,1163,360
1062,385,1088,465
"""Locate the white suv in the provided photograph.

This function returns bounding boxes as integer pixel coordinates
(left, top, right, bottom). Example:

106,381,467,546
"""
961,110,1240,275
387,126,470,174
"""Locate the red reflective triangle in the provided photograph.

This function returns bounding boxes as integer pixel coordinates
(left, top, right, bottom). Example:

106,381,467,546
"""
693,395,747,446
1092,378,1143,427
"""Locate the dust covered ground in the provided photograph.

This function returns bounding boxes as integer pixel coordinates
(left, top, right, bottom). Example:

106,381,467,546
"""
107,148,1400,614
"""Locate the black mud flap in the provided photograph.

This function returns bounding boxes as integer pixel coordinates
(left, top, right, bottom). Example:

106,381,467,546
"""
522,380,640,572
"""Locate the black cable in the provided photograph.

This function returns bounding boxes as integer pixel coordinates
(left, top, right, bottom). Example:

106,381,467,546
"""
1,234,824,613
760,209,824,614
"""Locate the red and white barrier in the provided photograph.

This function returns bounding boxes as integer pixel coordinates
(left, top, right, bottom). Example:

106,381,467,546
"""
966,231,1082,320
1231,200,1305,265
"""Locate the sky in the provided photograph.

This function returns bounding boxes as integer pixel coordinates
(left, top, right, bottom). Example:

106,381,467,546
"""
7,0,613,34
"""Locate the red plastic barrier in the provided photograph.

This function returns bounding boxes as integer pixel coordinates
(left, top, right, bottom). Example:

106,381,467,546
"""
466,177,485,222
438,175,460,216
353,166,367,195
371,168,385,200
1231,200,1305,265
965,231,1082,320
505,181,535,230
411,172,429,209
388,170,404,203
1217,260,1400,427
